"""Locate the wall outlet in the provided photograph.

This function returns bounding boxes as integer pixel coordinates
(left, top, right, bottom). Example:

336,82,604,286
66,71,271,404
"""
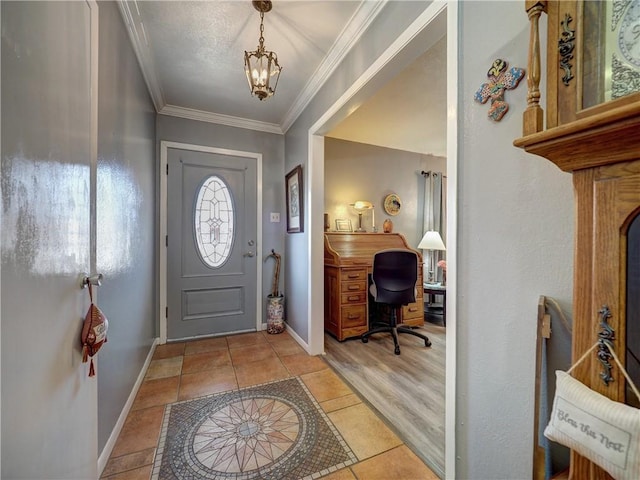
270,212,280,222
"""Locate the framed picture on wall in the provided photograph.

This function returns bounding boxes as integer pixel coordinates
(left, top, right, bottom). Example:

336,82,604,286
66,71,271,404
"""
335,219,352,232
285,165,304,233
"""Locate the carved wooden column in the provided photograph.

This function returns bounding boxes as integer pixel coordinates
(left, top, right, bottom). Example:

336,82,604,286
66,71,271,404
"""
523,1,547,135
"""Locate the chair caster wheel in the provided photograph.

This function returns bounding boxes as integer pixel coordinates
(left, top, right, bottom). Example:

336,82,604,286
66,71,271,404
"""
362,337,368,343
394,346,401,355
425,340,431,347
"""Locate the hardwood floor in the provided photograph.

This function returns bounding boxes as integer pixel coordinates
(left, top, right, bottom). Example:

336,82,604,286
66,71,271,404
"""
323,319,446,478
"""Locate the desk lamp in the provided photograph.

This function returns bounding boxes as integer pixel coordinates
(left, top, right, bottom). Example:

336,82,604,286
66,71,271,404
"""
351,201,375,232
418,230,446,284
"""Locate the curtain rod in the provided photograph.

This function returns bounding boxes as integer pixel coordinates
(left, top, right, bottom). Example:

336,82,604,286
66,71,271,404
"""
421,170,447,178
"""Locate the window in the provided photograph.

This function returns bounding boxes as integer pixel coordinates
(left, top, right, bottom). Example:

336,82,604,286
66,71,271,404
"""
194,175,234,267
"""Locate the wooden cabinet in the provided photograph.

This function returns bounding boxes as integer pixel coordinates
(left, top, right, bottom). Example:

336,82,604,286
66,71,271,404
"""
515,2,640,477
324,232,423,341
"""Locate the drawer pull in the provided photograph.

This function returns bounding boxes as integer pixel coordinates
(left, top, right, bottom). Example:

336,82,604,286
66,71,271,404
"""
408,307,418,312
348,313,361,320
347,274,360,279
347,285,360,291
347,295,360,301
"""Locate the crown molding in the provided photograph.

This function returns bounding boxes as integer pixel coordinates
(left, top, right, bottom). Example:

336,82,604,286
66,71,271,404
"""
280,0,388,132
160,105,283,135
117,0,385,134
117,0,166,112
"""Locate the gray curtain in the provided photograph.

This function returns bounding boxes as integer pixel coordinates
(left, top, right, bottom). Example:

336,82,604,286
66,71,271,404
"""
422,172,446,283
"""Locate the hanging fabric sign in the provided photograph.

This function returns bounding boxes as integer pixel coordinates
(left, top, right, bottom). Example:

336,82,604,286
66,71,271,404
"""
544,343,640,480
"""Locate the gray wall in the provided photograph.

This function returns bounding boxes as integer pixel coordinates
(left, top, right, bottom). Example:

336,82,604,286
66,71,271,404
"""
455,1,574,477
96,1,157,454
156,115,285,322
325,138,446,247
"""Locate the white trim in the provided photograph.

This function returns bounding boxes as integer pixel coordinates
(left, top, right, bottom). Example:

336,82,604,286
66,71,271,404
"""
0,2,3,464
445,2,458,478
159,141,263,344
97,338,159,476
282,322,311,354
89,0,99,274
116,0,386,135
307,135,325,356
306,2,455,477
159,105,283,135
280,0,387,132
89,1,100,474
116,0,165,112
168,329,254,343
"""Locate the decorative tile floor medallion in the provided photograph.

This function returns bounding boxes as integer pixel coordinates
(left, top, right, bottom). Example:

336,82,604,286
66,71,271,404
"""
152,377,356,480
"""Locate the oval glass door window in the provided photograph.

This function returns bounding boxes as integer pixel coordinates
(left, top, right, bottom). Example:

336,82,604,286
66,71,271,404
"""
194,175,235,268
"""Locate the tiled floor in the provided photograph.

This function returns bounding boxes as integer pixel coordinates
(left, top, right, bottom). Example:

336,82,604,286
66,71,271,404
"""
101,330,439,480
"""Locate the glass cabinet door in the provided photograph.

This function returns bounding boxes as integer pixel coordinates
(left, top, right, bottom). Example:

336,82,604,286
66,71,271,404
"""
582,0,640,110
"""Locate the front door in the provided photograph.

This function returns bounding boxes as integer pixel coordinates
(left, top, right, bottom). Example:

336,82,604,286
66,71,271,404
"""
167,145,258,340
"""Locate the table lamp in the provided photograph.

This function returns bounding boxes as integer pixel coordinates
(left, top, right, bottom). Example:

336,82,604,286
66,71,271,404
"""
418,230,446,284
351,201,375,232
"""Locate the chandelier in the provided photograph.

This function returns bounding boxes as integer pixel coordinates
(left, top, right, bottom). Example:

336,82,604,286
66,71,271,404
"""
244,1,282,101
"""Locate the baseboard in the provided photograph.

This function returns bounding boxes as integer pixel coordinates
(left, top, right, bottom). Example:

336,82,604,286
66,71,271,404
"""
97,337,159,476
281,323,312,354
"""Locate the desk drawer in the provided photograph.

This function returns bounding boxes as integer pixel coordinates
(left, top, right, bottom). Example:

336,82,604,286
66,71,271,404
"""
341,305,367,328
341,280,366,293
402,304,424,326
341,325,368,340
340,269,367,282
341,292,367,304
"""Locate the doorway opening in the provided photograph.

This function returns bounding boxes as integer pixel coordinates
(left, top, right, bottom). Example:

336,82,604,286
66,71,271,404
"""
306,3,458,478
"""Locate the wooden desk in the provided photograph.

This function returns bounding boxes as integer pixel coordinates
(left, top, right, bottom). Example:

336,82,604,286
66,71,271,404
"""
324,232,423,341
423,284,446,327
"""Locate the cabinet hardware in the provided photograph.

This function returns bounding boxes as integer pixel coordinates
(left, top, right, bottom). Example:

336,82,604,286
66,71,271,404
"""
597,305,615,386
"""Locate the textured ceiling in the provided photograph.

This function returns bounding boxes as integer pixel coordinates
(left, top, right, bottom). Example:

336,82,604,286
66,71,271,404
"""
118,0,446,154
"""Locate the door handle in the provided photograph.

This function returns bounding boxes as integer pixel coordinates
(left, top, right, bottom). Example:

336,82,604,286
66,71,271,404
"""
81,273,104,289
244,251,256,258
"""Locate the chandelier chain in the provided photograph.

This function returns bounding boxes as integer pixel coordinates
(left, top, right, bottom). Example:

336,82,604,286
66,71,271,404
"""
259,11,265,47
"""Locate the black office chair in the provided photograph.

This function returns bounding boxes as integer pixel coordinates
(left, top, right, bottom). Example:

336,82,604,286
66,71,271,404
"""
361,249,431,355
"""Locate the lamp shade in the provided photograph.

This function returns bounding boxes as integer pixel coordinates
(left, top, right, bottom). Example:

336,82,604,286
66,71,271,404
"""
352,201,373,211
418,231,446,250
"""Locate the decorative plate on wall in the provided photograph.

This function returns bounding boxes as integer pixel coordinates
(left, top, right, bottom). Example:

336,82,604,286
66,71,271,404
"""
383,193,401,216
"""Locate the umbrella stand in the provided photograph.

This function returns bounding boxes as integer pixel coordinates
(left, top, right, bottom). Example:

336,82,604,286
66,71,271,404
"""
265,249,285,334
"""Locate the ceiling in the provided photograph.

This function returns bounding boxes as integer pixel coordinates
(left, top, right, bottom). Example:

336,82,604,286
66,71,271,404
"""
118,0,446,156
